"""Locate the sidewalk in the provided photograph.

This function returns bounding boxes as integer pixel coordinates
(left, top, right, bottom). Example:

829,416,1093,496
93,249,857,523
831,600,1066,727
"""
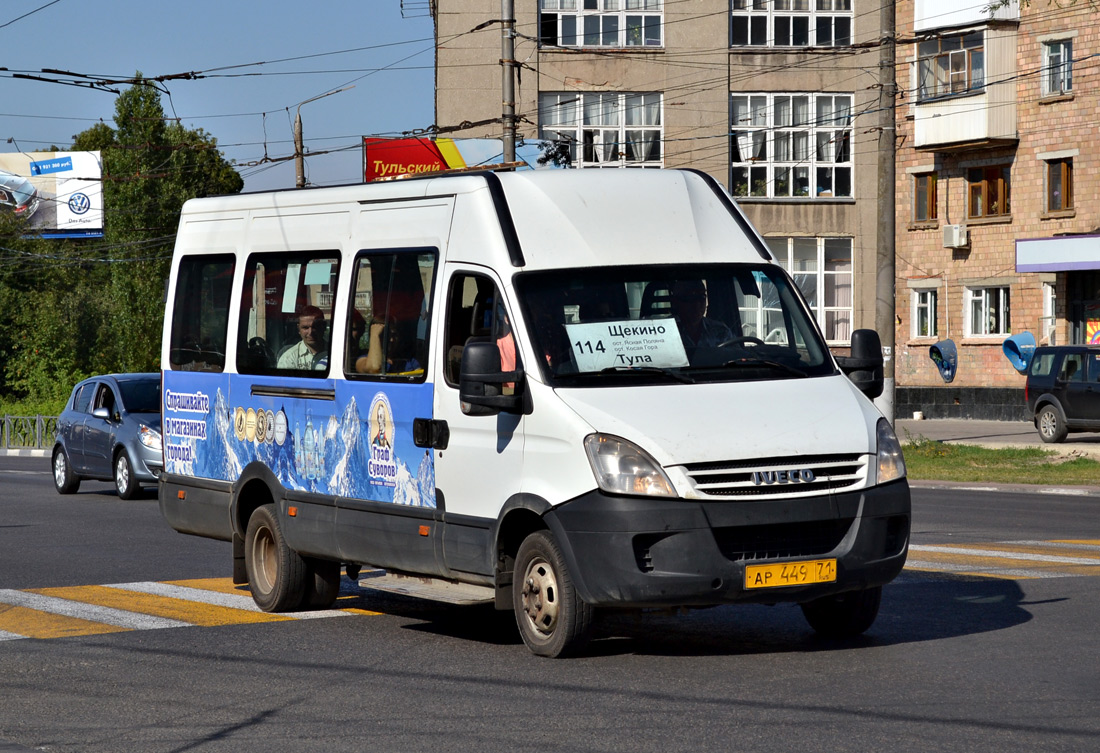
896,417,1100,456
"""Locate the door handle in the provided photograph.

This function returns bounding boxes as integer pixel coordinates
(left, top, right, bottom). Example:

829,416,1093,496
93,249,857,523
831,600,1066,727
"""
413,418,449,450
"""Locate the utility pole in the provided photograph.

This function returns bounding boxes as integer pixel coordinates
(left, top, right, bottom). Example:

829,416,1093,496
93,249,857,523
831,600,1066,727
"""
501,0,516,163
293,86,355,189
874,4,897,422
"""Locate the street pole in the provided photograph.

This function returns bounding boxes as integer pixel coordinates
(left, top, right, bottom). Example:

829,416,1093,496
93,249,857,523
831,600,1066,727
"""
293,86,355,189
874,4,897,423
501,0,516,163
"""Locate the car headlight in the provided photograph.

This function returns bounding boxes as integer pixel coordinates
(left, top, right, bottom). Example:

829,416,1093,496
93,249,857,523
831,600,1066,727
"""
139,425,163,452
583,434,675,497
876,418,906,483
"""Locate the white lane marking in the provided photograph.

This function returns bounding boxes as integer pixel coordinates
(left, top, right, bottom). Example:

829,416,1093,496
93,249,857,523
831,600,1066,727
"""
0,470,50,475
103,582,350,619
0,589,189,630
1039,488,1093,496
1012,540,1100,551
908,545,1100,565
903,560,1082,579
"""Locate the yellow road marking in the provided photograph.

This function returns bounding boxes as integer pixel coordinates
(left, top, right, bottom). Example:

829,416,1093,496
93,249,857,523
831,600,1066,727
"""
0,604,131,639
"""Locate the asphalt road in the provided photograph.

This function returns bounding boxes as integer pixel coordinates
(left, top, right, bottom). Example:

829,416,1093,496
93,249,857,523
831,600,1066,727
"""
2,456,1099,752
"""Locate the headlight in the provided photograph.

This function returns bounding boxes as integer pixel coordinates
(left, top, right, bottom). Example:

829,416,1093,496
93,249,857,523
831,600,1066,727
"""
583,434,675,497
876,418,906,483
139,425,163,452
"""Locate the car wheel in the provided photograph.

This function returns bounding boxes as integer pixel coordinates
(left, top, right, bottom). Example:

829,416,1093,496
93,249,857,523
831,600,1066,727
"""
513,530,594,658
52,448,80,494
1036,405,1068,444
244,504,307,612
801,586,882,639
301,557,341,609
114,452,139,499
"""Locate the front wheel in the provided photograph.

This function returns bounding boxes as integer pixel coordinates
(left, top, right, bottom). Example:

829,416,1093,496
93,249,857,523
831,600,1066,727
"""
114,452,139,500
513,530,593,658
1036,405,1068,444
52,448,80,494
801,586,882,639
244,504,307,612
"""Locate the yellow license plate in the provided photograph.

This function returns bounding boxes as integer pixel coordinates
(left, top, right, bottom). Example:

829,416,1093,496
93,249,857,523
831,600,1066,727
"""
744,559,837,590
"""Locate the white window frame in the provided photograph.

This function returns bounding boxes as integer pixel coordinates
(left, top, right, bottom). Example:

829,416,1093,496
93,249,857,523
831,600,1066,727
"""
730,0,852,48
766,236,853,343
1042,39,1073,96
539,92,663,168
731,93,853,199
539,0,662,48
965,286,1010,337
912,289,937,339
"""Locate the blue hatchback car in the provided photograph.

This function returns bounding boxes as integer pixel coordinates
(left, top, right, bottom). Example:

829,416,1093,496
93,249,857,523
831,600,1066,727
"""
52,374,162,498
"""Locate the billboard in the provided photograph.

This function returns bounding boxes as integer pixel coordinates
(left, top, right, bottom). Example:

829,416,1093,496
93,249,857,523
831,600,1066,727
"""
0,151,104,238
362,138,560,182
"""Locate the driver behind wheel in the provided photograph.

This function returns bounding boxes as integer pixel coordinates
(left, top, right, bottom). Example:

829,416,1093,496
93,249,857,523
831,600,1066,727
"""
669,279,732,348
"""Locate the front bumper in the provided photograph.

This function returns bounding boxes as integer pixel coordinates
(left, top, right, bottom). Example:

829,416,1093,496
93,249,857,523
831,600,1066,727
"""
544,479,910,608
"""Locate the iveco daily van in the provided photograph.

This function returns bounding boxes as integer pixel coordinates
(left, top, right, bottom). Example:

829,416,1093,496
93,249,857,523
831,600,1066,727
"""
159,169,910,657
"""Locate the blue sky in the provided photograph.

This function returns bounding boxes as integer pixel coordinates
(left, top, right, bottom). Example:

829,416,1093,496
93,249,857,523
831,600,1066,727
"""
0,1,437,192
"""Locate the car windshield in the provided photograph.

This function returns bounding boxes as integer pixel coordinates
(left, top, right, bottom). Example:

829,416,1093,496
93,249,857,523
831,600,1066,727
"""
514,263,836,386
118,377,161,413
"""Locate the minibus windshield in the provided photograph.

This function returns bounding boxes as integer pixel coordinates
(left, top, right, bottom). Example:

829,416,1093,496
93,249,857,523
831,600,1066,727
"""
515,264,837,386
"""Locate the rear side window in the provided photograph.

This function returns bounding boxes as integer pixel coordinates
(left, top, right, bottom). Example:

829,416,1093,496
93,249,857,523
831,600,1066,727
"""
236,252,340,377
1089,354,1100,383
1029,352,1055,377
169,255,236,372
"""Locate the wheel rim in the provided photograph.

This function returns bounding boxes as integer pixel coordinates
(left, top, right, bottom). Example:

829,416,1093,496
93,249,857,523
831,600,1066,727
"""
251,525,277,595
1040,410,1057,437
520,556,560,638
115,456,130,494
53,453,66,487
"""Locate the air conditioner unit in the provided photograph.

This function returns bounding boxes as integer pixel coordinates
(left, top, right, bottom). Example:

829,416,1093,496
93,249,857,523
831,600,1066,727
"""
943,224,969,248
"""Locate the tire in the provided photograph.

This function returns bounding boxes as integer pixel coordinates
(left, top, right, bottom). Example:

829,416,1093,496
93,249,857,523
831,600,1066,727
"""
801,585,882,639
114,452,139,500
244,504,307,612
1036,405,1068,444
513,530,594,658
52,448,80,494
301,557,341,609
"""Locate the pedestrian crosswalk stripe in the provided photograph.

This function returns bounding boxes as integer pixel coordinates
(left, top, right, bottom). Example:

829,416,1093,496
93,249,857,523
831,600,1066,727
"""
103,581,351,620
0,589,189,632
0,604,134,639
905,539,1100,580
908,545,1100,566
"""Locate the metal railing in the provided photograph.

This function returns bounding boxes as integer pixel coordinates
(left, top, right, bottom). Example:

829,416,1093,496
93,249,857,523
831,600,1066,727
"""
2,415,58,451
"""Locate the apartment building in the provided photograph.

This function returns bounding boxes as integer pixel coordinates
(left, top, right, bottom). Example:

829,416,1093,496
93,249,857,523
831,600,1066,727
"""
432,1,894,356
894,0,1098,419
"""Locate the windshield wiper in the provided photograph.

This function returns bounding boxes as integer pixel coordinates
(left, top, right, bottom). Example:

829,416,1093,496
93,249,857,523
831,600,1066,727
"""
721,357,808,378
597,366,696,384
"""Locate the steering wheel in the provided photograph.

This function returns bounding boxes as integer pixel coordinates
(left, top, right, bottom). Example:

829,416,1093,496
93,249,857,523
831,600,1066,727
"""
717,335,764,348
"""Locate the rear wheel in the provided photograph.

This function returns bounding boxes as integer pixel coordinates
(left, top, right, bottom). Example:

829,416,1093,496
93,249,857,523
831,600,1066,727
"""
301,557,341,609
801,586,882,639
244,504,307,612
52,448,80,494
114,452,139,499
1036,405,1068,443
513,530,593,658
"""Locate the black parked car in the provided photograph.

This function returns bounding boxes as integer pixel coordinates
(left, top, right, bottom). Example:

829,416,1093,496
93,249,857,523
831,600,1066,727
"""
52,374,163,498
1025,345,1100,443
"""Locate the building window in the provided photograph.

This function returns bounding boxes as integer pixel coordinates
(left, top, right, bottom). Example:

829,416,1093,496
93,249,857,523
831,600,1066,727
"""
916,32,984,101
914,173,937,221
766,237,853,342
1046,158,1073,212
730,0,852,47
539,0,662,48
731,93,852,199
967,165,1011,219
912,289,937,338
966,286,1010,337
1042,39,1073,96
539,92,663,168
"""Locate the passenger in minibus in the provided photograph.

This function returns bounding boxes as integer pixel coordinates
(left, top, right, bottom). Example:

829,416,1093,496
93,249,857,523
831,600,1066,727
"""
669,279,732,348
277,305,329,370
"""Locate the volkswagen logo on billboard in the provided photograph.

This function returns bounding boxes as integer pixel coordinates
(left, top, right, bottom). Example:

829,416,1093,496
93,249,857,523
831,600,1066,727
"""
68,192,91,215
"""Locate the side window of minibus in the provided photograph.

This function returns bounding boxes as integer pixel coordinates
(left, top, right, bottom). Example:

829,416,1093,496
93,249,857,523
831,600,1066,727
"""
168,255,235,372
345,250,436,380
236,253,339,376
443,273,517,387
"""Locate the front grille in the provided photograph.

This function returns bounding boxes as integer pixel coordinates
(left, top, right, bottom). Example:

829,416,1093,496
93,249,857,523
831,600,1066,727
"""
680,453,867,498
714,518,854,562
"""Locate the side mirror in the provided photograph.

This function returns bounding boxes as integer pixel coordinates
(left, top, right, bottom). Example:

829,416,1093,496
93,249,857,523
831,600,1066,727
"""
92,407,110,420
836,328,884,399
459,341,524,416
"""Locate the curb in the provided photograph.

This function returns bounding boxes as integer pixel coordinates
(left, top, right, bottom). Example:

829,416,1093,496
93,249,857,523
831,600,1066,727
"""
908,479,1100,498
0,449,49,458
